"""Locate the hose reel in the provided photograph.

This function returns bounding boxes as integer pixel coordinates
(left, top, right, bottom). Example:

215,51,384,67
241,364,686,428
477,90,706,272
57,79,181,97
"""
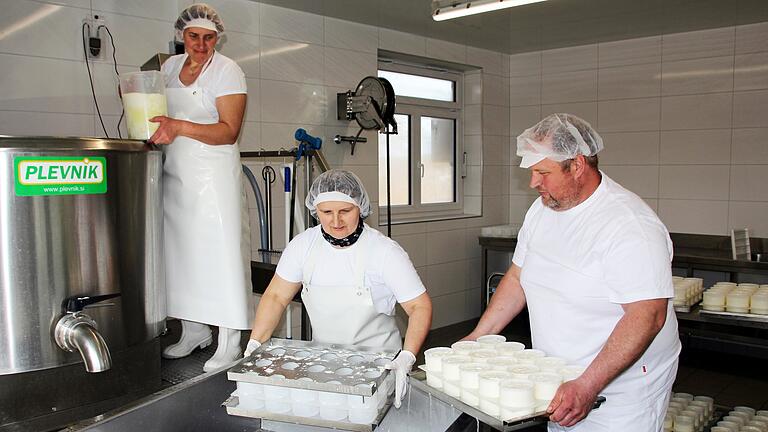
336,76,398,155
336,76,399,237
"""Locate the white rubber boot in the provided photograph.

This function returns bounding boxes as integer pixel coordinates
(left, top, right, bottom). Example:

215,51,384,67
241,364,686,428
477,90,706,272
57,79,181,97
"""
162,320,213,359
203,327,242,372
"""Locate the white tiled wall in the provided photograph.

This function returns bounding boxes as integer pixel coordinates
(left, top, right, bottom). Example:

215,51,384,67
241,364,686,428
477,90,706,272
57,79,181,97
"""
508,22,768,238
8,0,763,330
0,0,506,329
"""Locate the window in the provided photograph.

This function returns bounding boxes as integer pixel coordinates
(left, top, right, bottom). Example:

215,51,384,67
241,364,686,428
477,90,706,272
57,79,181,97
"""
377,62,464,223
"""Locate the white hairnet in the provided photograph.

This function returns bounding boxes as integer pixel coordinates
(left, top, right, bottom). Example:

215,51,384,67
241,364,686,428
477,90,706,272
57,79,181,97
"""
516,113,603,168
306,169,371,219
175,3,224,40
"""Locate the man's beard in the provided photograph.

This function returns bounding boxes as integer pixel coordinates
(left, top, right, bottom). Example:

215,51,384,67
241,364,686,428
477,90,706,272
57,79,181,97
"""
540,182,582,211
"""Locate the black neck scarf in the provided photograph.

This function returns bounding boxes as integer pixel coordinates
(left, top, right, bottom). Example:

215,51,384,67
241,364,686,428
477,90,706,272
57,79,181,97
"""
321,218,364,247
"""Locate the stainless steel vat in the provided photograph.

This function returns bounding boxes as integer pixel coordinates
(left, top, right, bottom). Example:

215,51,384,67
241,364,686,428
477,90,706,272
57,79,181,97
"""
0,136,164,375
0,136,165,430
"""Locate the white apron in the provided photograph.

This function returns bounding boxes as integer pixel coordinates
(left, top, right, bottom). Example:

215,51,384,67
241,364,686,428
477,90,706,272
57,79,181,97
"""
163,83,252,330
547,390,671,432
301,231,402,351
521,251,673,432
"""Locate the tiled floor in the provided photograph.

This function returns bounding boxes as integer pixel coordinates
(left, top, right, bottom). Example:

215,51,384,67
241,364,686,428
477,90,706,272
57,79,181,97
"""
159,320,252,387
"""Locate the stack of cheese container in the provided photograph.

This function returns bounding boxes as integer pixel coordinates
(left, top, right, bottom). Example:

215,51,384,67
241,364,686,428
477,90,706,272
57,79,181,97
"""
232,371,394,424
228,342,396,427
672,277,705,310
701,282,768,315
422,335,587,421
664,393,768,432
664,393,714,432
714,405,768,431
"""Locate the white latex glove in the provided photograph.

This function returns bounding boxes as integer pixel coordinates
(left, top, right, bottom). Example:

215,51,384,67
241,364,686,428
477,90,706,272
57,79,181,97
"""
384,350,416,409
243,339,261,357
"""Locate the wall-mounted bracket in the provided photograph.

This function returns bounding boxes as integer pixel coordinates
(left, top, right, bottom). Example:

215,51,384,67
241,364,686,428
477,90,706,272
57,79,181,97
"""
333,132,368,156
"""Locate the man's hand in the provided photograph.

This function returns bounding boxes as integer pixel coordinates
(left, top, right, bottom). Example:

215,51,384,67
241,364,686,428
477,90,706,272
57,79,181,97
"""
546,377,599,427
384,350,416,409
545,298,668,427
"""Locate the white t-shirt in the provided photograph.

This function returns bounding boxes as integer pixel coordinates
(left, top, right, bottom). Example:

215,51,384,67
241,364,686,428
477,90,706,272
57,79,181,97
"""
513,173,681,406
276,225,426,315
161,51,246,121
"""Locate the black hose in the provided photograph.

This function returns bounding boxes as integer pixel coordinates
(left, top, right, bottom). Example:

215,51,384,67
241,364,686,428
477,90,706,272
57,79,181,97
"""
98,25,124,139
242,165,269,262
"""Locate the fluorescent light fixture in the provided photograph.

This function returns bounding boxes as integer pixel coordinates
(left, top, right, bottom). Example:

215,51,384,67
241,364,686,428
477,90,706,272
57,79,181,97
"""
432,0,546,21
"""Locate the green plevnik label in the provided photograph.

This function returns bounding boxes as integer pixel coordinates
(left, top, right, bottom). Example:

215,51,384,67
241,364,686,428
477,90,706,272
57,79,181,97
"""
14,156,107,196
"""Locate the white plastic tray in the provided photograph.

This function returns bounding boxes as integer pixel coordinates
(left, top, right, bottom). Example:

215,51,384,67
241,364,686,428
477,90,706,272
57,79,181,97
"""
409,369,605,432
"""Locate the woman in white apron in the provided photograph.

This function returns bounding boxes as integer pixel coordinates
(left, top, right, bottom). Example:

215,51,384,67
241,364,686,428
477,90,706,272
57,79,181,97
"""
245,170,432,408
148,4,252,373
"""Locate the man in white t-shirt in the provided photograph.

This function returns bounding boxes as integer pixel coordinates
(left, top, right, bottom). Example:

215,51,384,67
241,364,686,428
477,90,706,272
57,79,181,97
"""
465,113,681,431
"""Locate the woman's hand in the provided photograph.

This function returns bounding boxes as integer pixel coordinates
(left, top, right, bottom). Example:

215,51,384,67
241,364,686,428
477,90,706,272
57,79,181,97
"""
384,350,416,408
148,116,185,144
148,94,246,145
243,339,261,358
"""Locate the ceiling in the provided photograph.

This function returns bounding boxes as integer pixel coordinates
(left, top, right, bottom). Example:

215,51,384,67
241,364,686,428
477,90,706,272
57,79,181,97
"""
259,0,768,54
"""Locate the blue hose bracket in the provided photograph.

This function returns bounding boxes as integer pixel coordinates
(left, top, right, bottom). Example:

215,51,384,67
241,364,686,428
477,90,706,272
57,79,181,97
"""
294,128,322,161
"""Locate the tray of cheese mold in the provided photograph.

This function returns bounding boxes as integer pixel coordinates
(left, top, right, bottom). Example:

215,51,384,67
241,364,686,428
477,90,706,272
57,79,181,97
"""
227,338,398,394
674,302,699,313
224,338,398,431
409,369,605,432
699,309,768,326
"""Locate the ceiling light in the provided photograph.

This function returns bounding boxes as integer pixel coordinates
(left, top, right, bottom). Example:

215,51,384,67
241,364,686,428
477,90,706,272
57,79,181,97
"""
432,0,547,21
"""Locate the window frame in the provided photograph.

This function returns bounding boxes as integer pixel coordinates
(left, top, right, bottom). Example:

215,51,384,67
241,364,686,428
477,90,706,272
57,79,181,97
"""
378,61,466,224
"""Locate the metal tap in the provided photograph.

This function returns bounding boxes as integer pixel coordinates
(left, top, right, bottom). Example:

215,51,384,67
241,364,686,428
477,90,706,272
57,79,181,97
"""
54,313,112,372
53,293,119,373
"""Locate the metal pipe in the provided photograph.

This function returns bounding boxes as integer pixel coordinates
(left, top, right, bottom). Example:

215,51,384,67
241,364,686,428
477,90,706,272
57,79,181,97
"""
241,149,297,159
240,149,329,172
54,313,112,373
313,149,330,172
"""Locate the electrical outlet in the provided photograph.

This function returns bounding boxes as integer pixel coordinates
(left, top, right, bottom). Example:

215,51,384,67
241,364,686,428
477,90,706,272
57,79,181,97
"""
82,13,106,61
